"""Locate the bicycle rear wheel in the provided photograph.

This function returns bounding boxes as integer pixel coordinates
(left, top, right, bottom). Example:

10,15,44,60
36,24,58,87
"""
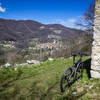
60,67,72,92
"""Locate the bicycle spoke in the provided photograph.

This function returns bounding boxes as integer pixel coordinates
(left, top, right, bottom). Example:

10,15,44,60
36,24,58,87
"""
64,81,70,89
60,67,72,92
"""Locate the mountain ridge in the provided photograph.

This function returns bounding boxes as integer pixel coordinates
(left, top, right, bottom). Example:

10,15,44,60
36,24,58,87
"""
0,18,86,42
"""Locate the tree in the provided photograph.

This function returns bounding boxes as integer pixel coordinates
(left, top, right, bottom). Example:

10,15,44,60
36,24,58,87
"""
75,2,95,54
76,2,95,34
0,45,6,65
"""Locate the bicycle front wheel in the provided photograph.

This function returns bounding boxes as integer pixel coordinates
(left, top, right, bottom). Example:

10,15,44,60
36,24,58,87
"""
60,67,72,92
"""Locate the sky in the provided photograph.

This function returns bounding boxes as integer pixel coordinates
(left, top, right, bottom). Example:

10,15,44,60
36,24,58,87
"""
0,0,94,28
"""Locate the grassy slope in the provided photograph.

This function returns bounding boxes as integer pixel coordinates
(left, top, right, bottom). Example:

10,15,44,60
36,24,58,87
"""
0,57,100,100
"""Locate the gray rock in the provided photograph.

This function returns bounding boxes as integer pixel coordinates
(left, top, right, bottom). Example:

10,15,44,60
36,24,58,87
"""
91,0,100,78
26,60,40,65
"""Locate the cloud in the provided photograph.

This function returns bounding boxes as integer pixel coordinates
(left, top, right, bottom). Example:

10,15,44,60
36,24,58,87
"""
68,18,76,23
43,18,77,28
0,3,6,12
55,19,66,25
50,19,67,26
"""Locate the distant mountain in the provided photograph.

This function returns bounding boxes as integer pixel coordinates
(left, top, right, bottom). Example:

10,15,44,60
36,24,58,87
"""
0,18,86,42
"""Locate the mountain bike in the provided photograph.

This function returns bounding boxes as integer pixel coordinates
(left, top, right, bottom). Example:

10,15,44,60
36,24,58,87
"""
60,52,88,92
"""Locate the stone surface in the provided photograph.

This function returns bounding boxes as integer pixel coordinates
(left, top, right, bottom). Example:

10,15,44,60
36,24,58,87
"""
26,60,40,65
91,70,100,78
91,0,100,78
77,87,84,93
48,58,54,61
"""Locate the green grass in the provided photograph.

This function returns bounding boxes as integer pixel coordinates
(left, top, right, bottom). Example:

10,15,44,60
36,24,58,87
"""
0,57,100,100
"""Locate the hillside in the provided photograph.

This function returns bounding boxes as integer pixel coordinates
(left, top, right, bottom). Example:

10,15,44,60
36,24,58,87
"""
0,18,85,42
0,57,100,100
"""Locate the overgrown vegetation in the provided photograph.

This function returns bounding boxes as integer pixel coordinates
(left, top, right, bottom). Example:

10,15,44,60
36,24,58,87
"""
0,57,100,100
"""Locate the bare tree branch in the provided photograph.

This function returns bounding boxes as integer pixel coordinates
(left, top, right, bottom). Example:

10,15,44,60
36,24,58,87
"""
76,3,95,34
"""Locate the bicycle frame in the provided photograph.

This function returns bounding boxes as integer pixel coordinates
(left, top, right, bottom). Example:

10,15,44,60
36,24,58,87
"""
68,56,83,83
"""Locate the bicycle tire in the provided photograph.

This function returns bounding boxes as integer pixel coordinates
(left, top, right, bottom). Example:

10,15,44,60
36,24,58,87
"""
60,67,72,92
